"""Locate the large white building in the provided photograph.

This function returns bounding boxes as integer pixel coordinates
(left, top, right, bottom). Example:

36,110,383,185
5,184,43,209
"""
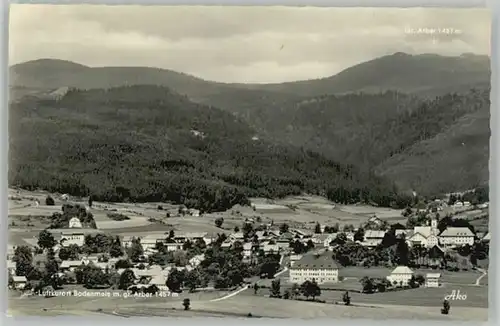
289,253,339,284
387,266,414,286
438,227,475,247
60,231,85,247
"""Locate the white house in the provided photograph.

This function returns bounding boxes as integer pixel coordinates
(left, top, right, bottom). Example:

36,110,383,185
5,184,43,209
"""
242,242,253,258
345,232,355,242
482,232,491,242
189,209,200,217
407,219,439,248
61,231,85,247
289,254,303,267
425,273,441,288
262,241,280,254
438,227,475,247
363,230,385,247
289,253,339,284
7,260,16,275
173,232,208,243
189,254,205,267
60,260,84,272
165,242,182,252
386,266,414,286
68,217,82,228
12,276,27,290
229,232,244,242
477,202,489,209
149,274,168,291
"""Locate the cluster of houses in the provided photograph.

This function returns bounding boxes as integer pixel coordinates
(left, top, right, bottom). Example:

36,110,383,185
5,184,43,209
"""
310,216,488,251
7,208,490,293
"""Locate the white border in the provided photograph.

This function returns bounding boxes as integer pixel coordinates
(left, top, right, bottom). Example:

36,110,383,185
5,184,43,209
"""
1,1,498,326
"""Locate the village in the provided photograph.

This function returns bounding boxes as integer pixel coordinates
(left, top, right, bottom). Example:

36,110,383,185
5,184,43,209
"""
7,188,490,318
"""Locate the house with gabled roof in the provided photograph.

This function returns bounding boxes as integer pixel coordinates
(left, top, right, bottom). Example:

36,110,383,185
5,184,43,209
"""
12,276,27,290
407,218,439,248
289,252,339,284
438,227,475,247
482,232,491,243
425,273,441,288
386,266,414,286
229,232,244,242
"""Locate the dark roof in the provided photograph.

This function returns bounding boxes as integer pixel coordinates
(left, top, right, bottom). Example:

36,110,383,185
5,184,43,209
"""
291,253,339,269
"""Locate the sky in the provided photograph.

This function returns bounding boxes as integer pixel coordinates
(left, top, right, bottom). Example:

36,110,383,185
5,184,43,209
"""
9,5,491,83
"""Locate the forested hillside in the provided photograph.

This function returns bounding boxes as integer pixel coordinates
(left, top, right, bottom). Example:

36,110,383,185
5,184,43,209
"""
377,92,490,195
9,85,412,211
9,53,491,197
245,89,490,194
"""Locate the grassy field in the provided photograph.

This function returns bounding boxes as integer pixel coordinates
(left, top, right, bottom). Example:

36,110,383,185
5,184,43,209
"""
244,281,487,309
8,190,412,248
8,287,229,316
160,293,486,320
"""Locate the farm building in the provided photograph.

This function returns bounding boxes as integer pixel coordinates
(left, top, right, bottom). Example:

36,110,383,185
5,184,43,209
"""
386,266,414,287
289,253,339,284
425,273,441,288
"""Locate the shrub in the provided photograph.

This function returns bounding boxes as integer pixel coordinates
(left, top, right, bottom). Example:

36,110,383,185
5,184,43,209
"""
107,213,130,221
45,196,55,206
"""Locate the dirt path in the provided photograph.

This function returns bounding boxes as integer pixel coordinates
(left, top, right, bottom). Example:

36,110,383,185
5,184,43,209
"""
475,268,487,286
209,285,250,302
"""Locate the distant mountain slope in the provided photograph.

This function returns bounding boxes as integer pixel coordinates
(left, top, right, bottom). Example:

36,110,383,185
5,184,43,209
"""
9,59,230,99
376,94,490,195
241,53,491,97
9,85,411,211
10,53,490,101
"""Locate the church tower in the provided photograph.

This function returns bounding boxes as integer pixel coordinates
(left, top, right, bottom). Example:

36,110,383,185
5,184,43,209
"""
430,217,438,234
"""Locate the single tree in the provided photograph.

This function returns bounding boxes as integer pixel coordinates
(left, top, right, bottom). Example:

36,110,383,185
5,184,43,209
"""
45,195,55,206
253,283,259,294
279,223,289,234
88,195,93,208
270,279,281,298
118,269,135,290
342,291,351,305
215,217,224,228
283,289,291,299
37,230,57,250
109,236,123,258
314,223,322,234
234,226,240,233
441,299,450,315
183,298,191,310
13,245,33,277
129,238,144,263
